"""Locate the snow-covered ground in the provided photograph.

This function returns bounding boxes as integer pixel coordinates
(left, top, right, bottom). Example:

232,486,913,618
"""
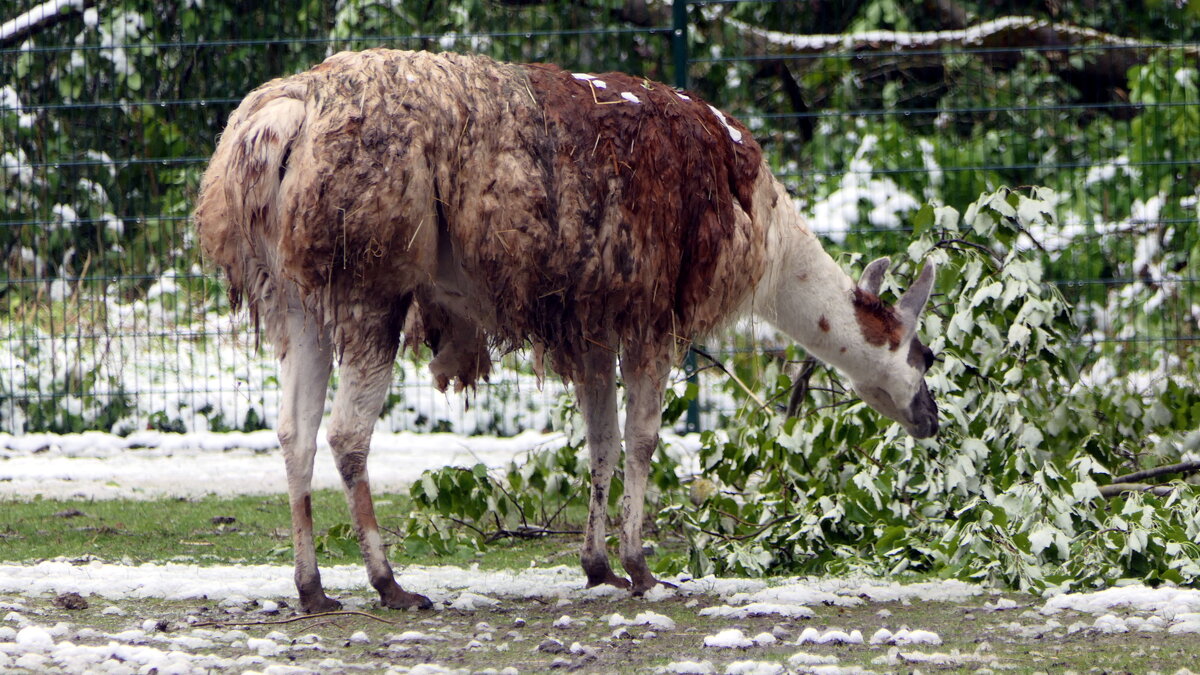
3,433,1200,673
2,558,1200,673
0,429,568,500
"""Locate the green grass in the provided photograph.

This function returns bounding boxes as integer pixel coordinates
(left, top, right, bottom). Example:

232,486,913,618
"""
0,490,571,569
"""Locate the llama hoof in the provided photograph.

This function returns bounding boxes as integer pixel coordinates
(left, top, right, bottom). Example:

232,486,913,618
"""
381,589,433,610
585,571,632,591
301,595,343,614
631,576,675,596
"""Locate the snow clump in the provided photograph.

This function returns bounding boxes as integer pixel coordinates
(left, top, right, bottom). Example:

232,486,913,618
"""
796,627,864,645
699,602,814,619
659,661,715,674
703,629,754,649
723,660,786,675
607,610,675,630
449,592,500,611
868,627,942,645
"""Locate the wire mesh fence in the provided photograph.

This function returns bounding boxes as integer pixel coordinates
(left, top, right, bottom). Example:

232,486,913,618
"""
2,0,1197,435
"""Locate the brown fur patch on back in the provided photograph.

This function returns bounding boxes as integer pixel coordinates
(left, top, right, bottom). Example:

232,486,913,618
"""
195,50,769,386
519,64,765,377
818,315,830,332
852,288,903,350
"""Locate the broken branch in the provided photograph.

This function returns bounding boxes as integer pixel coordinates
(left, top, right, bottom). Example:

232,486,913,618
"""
1110,460,1200,485
1099,482,1179,499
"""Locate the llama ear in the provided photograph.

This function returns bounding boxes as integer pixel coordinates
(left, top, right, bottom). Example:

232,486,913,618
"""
858,256,890,296
897,260,937,332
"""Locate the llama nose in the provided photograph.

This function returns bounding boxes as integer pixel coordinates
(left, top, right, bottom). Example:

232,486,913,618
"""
919,415,939,438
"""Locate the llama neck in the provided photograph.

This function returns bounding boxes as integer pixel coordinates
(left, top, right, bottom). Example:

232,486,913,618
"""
751,177,878,382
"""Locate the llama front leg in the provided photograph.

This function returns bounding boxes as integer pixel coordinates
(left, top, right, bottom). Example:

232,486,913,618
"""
618,344,673,595
277,310,337,613
328,343,432,610
576,350,630,589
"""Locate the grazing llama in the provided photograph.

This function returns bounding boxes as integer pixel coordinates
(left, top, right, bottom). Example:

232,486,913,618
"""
194,49,938,613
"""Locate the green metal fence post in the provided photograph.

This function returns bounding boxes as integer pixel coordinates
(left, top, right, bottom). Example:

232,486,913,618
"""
672,0,689,91
672,0,701,434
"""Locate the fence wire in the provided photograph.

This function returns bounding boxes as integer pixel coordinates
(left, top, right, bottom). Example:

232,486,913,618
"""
2,0,1197,435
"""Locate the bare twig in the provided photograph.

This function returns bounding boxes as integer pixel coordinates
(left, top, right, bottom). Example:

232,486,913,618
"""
801,398,860,418
785,358,818,418
689,346,767,409
934,238,1002,265
447,516,490,539
688,513,795,542
486,526,583,543
489,472,532,531
543,492,575,528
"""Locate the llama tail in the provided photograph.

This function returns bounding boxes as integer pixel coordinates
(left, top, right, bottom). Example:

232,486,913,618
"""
222,95,307,234
195,94,307,322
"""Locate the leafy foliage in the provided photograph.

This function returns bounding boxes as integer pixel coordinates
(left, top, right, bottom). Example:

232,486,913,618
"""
404,187,1200,591
662,188,1200,591
403,393,684,558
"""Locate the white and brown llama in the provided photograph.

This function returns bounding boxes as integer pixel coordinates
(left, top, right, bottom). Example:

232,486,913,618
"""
194,49,939,613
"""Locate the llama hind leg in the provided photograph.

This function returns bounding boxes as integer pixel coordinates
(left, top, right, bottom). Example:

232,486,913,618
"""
328,340,432,610
618,343,675,595
277,309,338,613
576,350,629,589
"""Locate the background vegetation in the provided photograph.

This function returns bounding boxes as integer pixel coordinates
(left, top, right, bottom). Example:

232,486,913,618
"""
3,0,1199,587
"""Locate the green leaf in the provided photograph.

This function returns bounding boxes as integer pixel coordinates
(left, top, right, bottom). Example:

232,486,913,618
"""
912,203,934,235
420,473,439,503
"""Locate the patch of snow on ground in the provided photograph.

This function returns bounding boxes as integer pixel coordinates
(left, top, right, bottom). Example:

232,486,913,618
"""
703,628,755,649
0,430,564,500
1036,581,1200,634
723,660,785,675
660,661,715,674
868,627,941,645
796,627,864,645
448,592,500,611
707,575,981,611
629,611,676,630
0,560,590,605
699,602,814,619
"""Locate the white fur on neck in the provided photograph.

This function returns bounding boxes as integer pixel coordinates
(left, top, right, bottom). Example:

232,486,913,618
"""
748,172,893,384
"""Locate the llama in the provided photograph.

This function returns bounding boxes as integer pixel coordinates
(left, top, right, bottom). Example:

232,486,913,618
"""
194,49,938,613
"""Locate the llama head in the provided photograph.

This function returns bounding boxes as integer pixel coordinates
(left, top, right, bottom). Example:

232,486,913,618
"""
847,257,939,438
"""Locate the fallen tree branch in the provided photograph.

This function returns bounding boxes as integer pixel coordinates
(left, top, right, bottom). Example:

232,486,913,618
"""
729,15,1143,57
1099,482,1178,499
722,14,1197,105
1111,460,1200,485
